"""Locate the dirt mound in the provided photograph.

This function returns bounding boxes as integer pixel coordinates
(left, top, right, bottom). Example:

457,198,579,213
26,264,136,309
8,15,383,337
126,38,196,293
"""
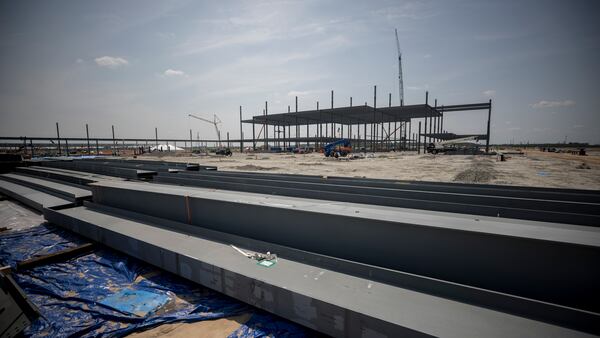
297,162,324,166
453,158,497,183
230,164,280,171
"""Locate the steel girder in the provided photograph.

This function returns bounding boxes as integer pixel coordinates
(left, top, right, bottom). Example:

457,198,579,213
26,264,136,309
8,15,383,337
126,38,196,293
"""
152,172,600,226
43,203,598,337
88,180,600,315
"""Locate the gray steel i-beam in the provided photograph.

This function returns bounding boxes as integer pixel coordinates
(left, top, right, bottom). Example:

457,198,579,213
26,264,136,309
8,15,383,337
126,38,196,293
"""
152,172,600,226
0,178,73,211
0,173,91,202
40,160,155,180
43,202,600,337
157,170,600,203
15,166,123,186
88,180,600,316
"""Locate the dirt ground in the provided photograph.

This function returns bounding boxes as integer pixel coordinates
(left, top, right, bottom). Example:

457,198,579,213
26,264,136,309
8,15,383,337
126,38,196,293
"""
137,148,600,190
127,314,251,338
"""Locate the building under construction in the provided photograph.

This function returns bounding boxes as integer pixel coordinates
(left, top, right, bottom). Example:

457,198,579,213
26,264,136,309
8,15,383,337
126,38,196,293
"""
0,88,492,156
241,88,493,153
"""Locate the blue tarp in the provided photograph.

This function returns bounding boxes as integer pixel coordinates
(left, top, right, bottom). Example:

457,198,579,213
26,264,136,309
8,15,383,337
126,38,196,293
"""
98,289,171,317
0,223,310,337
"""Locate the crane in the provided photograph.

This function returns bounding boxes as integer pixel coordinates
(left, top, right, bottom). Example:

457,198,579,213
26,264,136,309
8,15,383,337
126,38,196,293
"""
395,28,404,104
188,113,222,148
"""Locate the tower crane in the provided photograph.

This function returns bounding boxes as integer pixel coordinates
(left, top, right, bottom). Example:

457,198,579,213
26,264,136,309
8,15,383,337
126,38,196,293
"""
395,28,404,104
188,113,223,148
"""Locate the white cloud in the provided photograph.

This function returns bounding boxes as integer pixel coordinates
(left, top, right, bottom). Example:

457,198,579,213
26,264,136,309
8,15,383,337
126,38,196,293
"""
573,124,584,129
423,54,431,58
483,90,496,96
288,91,310,97
164,69,187,77
530,100,575,109
94,56,129,68
75,58,84,64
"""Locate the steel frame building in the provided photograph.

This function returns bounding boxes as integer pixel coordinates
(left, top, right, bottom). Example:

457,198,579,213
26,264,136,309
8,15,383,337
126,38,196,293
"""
0,89,492,155
241,88,492,153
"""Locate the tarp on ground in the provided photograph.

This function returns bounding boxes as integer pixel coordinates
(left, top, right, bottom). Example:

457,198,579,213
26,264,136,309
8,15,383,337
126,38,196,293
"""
0,223,309,337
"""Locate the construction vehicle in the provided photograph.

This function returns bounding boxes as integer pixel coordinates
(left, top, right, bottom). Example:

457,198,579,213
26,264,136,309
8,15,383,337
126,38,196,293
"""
324,139,352,158
215,148,232,156
188,113,232,156
426,136,481,155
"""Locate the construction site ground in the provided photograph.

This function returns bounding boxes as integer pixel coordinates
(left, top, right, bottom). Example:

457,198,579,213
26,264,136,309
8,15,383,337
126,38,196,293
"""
2,147,598,337
138,148,600,190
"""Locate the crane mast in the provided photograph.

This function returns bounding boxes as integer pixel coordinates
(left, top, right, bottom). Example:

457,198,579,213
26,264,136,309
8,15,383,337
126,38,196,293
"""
395,28,404,104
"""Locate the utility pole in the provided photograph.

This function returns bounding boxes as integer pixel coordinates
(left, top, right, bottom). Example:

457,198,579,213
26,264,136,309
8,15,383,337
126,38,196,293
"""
418,121,422,154
85,124,91,155
265,101,268,150
486,99,492,153
239,106,244,153
56,122,61,156
111,125,116,155
331,90,334,138
373,85,377,151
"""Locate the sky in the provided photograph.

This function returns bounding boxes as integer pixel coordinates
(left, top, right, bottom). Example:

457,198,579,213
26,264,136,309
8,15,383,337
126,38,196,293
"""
0,0,599,144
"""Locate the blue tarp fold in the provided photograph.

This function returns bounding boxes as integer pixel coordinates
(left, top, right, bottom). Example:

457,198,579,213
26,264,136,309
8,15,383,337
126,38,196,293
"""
0,224,309,337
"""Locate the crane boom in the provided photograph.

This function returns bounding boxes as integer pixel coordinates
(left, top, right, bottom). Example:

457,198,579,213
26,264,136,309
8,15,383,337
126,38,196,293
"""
395,28,404,104
188,113,222,147
188,113,214,124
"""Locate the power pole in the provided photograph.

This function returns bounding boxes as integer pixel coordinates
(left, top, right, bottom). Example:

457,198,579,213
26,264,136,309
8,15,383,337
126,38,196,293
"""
56,122,61,156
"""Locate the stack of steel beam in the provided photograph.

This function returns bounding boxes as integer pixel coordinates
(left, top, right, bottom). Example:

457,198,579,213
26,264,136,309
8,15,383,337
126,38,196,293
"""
39,160,157,179
2,159,598,336
83,158,216,171
0,171,92,211
36,158,217,179
152,170,600,226
42,178,599,337
15,166,125,186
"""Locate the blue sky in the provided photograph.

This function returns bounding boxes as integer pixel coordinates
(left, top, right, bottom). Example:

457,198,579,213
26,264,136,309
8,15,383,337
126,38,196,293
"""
1,0,598,144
